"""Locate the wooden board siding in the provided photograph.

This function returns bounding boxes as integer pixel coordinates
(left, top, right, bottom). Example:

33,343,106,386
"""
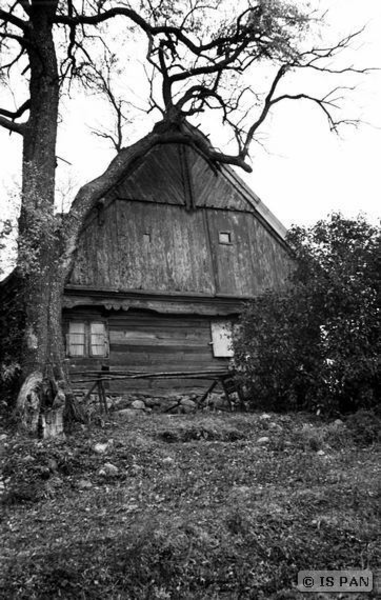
206,210,292,296
70,201,121,288
112,144,185,205
69,200,216,295
189,149,255,212
69,200,291,297
108,311,221,373
67,141,292,300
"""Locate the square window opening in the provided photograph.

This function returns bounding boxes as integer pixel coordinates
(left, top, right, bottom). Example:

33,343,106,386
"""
219,231,232,245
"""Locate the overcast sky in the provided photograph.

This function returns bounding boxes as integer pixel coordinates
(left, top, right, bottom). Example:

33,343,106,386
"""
244,0,381,228
0,0,380,246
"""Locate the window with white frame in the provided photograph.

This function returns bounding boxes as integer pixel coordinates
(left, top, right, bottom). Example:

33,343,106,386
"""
66,321,108,358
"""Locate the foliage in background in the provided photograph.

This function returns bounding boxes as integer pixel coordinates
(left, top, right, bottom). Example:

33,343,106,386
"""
233,213,381,413
0,273,23,415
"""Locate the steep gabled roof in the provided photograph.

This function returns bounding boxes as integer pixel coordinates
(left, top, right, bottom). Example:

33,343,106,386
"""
95,139,287,245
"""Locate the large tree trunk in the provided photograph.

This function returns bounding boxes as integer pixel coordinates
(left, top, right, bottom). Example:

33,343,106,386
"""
15,0,72,435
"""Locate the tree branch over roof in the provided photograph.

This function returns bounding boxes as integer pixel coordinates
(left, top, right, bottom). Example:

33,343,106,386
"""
0,0,376,170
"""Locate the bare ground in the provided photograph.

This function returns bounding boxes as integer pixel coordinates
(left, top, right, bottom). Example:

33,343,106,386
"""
0,410,380,599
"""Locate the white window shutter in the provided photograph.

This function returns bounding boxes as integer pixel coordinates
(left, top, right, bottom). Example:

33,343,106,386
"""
211,321,234,357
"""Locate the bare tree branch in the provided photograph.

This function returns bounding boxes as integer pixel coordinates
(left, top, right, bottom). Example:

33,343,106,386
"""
0,7,27,31
0,99,30,120
242,64,288,157
0,114,25,134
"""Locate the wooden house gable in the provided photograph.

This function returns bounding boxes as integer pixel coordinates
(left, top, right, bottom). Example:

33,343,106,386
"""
105,142,263,215
67,140,292,299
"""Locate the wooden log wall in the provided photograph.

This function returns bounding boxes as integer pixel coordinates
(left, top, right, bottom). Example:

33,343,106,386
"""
64,307,230,394
108,310,219,372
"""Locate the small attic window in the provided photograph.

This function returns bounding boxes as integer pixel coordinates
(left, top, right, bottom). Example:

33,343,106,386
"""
219,231,232,245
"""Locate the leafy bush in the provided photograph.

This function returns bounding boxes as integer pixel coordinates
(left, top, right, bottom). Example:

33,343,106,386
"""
233,214,381,414
0,272,24,412
345,409,381,446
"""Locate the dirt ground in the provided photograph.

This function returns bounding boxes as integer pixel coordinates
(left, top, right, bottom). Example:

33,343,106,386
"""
0,410,380,599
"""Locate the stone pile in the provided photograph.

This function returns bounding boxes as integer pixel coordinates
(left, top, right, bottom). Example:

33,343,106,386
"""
82,390,232,415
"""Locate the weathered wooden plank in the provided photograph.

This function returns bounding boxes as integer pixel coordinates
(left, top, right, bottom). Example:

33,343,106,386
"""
189,149,254,212
111,344,213,355
108,317,212,329
110,331,210,344
113,144,185,205
110,352,217,366
109,377,215,394
205,209,292,296
116,201,215,294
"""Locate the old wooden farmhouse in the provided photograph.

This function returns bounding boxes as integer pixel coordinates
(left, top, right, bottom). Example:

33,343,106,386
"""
63,128,292,394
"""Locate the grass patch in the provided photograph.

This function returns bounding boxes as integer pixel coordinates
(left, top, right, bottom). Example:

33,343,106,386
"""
0,412,380,599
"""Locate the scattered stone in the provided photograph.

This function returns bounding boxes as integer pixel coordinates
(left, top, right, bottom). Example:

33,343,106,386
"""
259,414,272,420
301,423,313,432
181,398,197,407
232,485,251,496
78,479,93,490
47,458,58,473
131,400,146,411
118,408,139,417
334,419,344,427
268,422,282,432
94,442,109,454
0,434,8,442
23,455,35,462
99,463,119,477
180,398,197,413
257,437,270,444
317,450,325,456
124,503,139,512
162,457,175,466
144,397,161,408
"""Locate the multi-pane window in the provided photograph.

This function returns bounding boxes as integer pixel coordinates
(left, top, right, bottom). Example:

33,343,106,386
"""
68,322,86,356
66,321,108,358
90,322,108,357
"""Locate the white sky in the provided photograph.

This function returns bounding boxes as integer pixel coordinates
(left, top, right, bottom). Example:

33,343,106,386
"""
0,0,380,251
241,0,381,227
